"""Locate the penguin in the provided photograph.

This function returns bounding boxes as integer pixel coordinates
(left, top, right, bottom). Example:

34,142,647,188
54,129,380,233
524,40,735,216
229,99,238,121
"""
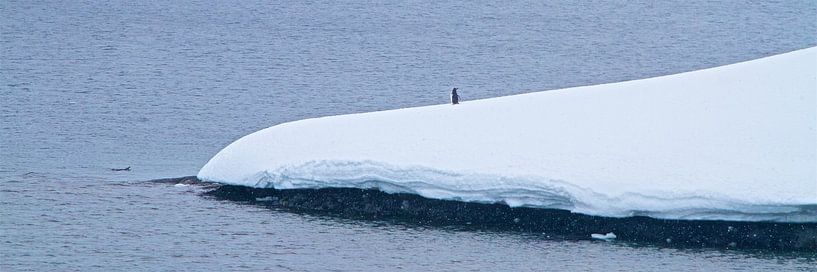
451,88,459,105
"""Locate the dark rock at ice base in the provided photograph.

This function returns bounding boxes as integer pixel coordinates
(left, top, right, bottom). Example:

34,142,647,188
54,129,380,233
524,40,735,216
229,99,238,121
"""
197,183,816,252
151,176,816,251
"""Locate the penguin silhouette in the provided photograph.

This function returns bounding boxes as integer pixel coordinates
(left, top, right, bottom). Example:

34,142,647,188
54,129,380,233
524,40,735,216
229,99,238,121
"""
451,88,459,105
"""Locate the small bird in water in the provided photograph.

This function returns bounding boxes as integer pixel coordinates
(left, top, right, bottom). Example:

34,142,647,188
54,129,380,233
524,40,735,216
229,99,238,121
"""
451,87,460,105
111,166,131,171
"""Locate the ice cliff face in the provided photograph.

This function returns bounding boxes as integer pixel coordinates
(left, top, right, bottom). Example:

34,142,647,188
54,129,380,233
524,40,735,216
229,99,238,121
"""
199,47,817,222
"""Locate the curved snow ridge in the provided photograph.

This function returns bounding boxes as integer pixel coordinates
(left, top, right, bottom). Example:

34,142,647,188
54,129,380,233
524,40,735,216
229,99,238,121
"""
214,160,816,222
199,47,817,223
248,160,579,210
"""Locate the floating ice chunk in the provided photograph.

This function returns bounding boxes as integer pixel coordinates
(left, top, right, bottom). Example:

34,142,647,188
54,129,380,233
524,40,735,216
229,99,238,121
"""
591,232,617,241
255,196,276,202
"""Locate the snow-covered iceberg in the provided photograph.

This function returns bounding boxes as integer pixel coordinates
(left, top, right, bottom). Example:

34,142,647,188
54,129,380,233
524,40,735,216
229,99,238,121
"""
199,47,817,223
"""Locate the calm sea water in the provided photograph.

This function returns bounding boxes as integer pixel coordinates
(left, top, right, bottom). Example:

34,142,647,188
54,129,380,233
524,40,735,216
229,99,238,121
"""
2,0,816,270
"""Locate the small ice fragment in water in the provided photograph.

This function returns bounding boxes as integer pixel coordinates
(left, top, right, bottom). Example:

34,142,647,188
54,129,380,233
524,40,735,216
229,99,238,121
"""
591,232,617,241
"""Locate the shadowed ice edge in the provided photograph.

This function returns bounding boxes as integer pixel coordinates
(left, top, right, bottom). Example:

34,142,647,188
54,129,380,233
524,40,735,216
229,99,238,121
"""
241,160,816,222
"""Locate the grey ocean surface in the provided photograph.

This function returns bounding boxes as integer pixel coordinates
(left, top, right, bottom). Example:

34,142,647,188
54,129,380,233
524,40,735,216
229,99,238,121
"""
2,0,816,271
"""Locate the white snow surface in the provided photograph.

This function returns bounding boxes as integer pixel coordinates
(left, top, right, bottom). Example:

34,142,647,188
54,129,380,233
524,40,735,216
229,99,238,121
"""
199,47,817,222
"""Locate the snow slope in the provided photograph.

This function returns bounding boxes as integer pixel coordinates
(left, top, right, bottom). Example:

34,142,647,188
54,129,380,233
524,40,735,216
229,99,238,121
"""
199,47,817,222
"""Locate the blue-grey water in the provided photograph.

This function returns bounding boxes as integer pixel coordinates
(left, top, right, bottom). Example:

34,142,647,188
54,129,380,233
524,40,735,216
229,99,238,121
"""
2,0,816,270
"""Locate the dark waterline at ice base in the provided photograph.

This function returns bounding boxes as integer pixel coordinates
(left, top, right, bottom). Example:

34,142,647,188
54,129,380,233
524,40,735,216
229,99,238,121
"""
153,176,817,252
